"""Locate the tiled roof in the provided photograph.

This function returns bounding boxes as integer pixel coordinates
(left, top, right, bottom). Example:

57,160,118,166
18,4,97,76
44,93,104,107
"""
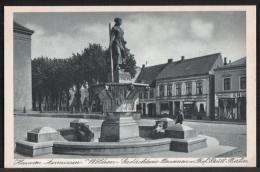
136,63,167,85
156,53,221,80
13,21,34,35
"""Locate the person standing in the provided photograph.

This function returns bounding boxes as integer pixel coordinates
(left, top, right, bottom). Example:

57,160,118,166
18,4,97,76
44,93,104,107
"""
175,109,184,124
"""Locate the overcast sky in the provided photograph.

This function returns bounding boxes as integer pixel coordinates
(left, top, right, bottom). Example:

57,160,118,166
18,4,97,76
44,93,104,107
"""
14,12,246,67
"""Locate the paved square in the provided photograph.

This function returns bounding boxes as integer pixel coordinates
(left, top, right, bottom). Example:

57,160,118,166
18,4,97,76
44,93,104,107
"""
14,116,246,158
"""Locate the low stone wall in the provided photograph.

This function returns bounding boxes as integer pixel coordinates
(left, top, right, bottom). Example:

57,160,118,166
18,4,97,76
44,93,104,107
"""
53,138,171,155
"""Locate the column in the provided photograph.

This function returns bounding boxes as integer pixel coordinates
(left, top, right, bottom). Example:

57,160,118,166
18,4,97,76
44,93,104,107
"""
145,103,148,116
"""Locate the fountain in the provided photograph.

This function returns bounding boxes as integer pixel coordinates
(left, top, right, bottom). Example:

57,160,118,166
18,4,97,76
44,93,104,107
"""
15,18,238,158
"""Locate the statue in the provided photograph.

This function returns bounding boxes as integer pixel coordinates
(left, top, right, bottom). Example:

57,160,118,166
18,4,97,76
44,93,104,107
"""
109,17,128,70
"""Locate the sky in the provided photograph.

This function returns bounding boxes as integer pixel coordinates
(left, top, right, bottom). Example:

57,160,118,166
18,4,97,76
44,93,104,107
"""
14,11,246,67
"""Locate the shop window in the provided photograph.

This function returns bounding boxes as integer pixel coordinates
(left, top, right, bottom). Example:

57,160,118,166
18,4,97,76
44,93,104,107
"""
186,82,192,95
149,89,154,98
196,81,203,95
159,85,164,97
240,76,246,90
224,78,231,90
167,84,172,96
176,83,182,96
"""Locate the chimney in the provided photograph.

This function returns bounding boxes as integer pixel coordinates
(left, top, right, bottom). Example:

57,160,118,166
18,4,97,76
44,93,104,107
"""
181,56,185,61
168,58,173,63
224,57,227,65
142,64,145,68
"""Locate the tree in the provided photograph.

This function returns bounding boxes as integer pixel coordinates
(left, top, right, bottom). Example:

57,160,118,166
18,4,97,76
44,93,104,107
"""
31,43,137,112
124,52,137,78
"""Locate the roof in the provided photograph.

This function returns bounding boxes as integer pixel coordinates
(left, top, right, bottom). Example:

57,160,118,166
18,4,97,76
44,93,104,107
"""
214,57,246,71
230,57,246,66
156,53,221,80
136,63,167,85
13,21,34,35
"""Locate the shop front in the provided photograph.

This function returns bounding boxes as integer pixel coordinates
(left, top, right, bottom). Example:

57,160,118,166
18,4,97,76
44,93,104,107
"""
183,101,195,119
217,92,246,121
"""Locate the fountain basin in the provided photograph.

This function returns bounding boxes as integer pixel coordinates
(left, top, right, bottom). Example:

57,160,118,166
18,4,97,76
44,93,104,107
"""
53,138,171,156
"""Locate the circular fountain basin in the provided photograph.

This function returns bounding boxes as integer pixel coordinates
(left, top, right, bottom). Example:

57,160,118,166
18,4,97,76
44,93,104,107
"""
53,138,171,156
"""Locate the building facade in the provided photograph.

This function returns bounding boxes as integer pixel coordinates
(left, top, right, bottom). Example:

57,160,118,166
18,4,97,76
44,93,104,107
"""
137,53,224,120
214,58,246,121
13,21,34,112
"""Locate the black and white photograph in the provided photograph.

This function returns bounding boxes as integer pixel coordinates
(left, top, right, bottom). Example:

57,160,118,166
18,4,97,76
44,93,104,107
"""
4,6,256,167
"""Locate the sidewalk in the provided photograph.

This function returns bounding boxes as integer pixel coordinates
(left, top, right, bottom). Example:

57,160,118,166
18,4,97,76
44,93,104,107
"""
14,111,105,119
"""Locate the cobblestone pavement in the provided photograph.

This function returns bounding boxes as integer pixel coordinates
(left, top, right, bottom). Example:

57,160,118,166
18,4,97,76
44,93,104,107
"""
14,116,246,157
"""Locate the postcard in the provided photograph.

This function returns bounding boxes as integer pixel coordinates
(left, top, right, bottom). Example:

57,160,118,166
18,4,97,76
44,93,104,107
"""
4,5,256,168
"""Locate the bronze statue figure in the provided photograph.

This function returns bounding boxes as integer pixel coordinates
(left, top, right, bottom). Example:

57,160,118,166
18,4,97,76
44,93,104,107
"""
109,17,128,70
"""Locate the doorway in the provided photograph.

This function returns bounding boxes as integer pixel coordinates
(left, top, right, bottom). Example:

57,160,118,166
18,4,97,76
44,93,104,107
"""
148,103,156,116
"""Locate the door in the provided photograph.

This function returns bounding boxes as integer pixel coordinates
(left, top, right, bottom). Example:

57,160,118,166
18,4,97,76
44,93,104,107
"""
148,103,156,116
169,101,173,117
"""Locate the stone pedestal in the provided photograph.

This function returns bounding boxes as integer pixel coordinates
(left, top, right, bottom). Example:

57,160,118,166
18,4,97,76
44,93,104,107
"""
16,126,65,157
165,125,197,139
27,127,60,142
165,124,207,152
99,112,144,142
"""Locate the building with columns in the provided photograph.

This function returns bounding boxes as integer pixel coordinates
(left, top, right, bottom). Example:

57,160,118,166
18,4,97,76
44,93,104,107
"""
13,21,34,112
136,53,223,120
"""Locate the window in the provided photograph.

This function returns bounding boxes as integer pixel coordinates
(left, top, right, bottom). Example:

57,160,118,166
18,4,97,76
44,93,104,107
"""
159,85,164,97
186,82,192,95
176,83,182,96
224,78,231,90
139,92,143,99
149,89,154,98
144,90,148,99
196,81,203,95
167,84,172,96
240,76,246,90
